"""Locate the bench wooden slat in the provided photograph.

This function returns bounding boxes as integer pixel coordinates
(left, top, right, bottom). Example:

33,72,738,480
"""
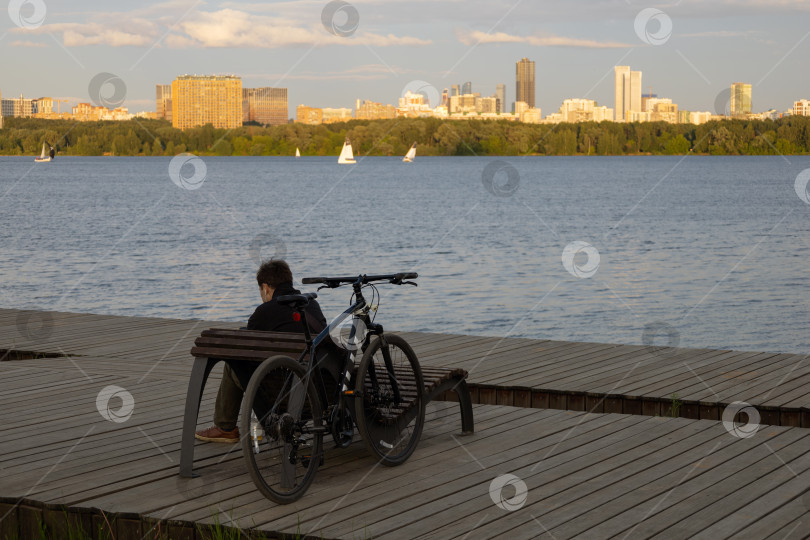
189,347,303,361
200,328,308,343
194,336,308,352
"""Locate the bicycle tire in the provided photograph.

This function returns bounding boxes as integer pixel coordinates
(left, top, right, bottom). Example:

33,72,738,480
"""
354,334,425,465
240,355,323,504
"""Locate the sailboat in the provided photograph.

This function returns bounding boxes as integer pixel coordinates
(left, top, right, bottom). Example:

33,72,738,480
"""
402,142,416,163
295,147,300,158
34,142,53,163
338,138,356,164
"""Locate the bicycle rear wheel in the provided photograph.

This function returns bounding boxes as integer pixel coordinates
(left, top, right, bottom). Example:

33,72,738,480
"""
354,334,425,466
240,356,323,504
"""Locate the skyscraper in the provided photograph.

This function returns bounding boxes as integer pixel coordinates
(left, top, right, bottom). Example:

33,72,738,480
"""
730,83,752,116
462,81,472,95
451,85,460,97
496,84,506,114
614,66,642,122
172,75,242,130
516,58,535,108
156,84,172,122
242,87,288,125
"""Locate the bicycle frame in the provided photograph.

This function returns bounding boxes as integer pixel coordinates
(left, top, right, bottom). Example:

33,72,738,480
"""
291,281,401,437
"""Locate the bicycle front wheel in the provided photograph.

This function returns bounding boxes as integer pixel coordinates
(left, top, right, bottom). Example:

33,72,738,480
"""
240,356,323,504
354,334,425,466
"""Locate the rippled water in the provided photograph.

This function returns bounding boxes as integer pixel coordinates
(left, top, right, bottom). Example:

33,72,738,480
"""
2,155,809,354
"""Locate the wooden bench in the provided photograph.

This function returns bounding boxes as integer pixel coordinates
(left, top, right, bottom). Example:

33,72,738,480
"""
179,328,474,477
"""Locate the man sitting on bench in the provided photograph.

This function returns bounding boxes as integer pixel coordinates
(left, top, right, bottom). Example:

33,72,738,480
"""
195,259,327,443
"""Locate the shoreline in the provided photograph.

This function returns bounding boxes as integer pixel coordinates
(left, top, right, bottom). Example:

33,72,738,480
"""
2,153,809,158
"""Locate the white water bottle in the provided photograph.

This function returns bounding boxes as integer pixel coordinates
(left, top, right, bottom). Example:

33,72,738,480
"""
250,412,263,454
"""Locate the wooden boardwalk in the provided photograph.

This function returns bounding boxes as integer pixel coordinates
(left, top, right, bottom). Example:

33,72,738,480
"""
3,308,810,427
1,308,810,538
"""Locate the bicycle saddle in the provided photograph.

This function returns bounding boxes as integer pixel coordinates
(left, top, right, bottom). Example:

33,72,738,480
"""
276,292,318,309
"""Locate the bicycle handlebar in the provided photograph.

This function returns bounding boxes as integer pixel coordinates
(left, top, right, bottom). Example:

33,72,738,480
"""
302,272,418,287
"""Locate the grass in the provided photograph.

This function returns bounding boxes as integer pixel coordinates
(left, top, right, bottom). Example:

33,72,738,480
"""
666,393,682,418
0,507,324,540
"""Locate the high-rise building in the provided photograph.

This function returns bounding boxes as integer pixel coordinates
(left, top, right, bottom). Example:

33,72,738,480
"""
496,84,506,114
641,92,657,113
34,98,53,115
321,107,352,123
296,105,323,124
156,84,172,122
1,93,36,117
171,75,242,130
614,66,642,122
451,85,460,97
355,100,396,120
441,88,449,107
448,94,478,115
794,100,810,116
646,98,678,123
478,96,498,114
516,58,535,109
730,83,752,116
242,87,288,125
462,81,472,95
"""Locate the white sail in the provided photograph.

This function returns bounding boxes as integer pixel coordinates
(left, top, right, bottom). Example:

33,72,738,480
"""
403,143,416,162
295,147,300,158
35,142,51,162
338,139,355,164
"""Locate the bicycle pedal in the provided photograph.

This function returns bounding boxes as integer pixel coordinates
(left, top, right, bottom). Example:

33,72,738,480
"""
301,454,325,466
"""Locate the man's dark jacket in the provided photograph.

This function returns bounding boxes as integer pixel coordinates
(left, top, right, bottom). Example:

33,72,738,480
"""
246,282,327,335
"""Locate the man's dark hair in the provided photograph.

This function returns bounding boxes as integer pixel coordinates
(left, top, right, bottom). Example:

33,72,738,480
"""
256,260,293,288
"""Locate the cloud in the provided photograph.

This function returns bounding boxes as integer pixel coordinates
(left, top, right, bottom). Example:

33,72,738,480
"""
25,7,429,49
15,20,159,47
455,29,631,48
175,9,430,47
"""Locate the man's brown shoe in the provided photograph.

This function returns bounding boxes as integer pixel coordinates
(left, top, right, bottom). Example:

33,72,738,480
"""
195,425,240,443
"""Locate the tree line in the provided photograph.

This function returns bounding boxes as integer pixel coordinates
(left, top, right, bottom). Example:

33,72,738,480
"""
1,116,809,157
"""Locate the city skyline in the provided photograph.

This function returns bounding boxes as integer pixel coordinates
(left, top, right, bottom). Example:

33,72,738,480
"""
0,1,808,118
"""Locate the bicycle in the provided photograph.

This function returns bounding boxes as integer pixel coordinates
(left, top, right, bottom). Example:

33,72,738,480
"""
238,272,425,504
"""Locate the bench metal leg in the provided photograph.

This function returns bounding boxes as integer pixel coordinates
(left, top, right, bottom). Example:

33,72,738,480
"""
179,357,220,478
454,379,475,435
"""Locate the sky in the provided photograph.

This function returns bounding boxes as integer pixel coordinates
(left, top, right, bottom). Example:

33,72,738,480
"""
0,0,809,117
